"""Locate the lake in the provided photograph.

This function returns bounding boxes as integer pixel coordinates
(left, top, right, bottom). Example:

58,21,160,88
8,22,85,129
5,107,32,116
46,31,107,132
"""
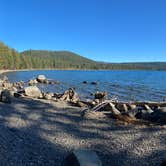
4,70,166,102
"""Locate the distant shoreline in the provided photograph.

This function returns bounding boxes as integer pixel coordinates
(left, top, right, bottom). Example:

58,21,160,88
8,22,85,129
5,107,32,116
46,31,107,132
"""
0,68,166,76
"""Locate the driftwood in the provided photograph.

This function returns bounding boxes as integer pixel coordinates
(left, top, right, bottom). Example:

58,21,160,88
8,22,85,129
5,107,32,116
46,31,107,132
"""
112,114,151,125
109,101,166,107
91,102,108,112
88,101,166,125
91,102,121,115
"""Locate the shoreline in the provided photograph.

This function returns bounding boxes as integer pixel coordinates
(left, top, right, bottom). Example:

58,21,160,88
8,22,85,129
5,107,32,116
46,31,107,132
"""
0,69,165,103
0,68,165,76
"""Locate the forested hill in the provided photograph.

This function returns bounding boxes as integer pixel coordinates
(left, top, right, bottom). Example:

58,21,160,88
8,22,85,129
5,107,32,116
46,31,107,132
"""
0,41,166,70
21,50,97,69
0,41,24,69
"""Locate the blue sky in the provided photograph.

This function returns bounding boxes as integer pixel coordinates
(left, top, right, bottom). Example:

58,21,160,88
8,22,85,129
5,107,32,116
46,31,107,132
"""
0,0,166,62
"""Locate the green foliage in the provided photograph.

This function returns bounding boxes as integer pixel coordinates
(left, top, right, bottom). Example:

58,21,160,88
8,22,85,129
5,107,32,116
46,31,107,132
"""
0,41,166,70
21,50,97,69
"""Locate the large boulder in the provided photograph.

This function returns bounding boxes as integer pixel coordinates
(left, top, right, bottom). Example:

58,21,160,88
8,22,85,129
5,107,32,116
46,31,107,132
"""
24,86,42,98
36,75,47,83
0,89,12,103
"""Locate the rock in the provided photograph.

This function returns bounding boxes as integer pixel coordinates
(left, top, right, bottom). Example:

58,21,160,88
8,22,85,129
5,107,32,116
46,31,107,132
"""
13,81,24,90
134,105,154,120
11,86,17,92
2,82,13,89
94,91,107,102
28,79,38,86
116,103,128,112
89,93,93,96
48,81,54,84
14,92,23,98
82,81,88,84
43,93,53,100
49,92,54,97
24,86,42,98
1,75,8,82
36,75,46,83
91,81,98,85
43,80,49,84
135,109,153,120
91,101,97,106
48,80,60,84
60,88,79,102
127,108,139,118
94,99,100,104
149,107,166,124
16,81,25,87
63,149,102,166
9,87,18,96
19,81,25,85
0,89,12,103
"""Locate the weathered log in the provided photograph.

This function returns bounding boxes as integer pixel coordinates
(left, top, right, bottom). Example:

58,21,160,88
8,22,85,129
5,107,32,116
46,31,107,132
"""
92,102,121,115
109,101,166,107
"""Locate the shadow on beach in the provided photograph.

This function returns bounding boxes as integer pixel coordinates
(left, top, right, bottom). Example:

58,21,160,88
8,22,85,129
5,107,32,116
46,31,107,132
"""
0,97,165,165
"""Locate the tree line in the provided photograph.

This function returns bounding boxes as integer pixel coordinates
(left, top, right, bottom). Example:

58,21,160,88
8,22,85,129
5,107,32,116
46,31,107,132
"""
0,41,165,70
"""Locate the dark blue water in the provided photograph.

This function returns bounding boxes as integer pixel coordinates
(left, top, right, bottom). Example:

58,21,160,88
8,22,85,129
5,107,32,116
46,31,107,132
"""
5,70,166,102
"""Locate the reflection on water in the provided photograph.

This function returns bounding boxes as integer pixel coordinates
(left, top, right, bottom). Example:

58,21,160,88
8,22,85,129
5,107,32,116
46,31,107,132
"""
5,70,166,102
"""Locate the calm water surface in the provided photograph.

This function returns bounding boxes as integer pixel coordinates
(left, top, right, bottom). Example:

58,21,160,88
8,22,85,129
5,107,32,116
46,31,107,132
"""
5,70,166,102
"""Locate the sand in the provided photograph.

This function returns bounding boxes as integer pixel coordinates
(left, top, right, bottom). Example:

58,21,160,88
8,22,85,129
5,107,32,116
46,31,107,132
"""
0,97,165,166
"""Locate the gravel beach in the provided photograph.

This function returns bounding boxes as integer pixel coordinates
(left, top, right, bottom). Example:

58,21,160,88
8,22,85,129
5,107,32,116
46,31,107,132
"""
0,97,165,166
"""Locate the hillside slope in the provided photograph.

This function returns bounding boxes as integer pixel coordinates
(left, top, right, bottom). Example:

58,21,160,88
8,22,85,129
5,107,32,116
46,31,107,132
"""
21,50,97,69
0,41,25,69
0,41,166,70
